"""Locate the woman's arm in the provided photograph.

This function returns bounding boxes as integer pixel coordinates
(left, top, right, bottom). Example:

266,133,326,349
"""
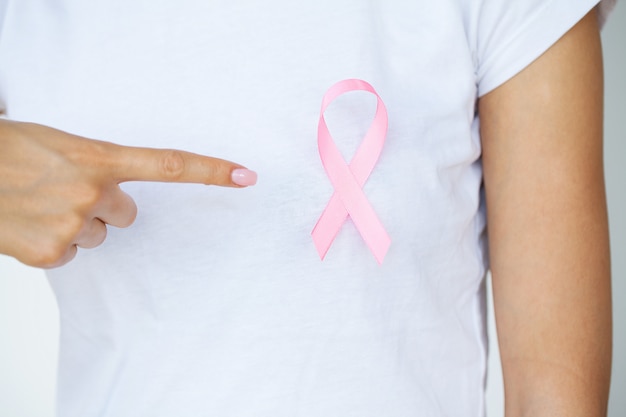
479,10,611,417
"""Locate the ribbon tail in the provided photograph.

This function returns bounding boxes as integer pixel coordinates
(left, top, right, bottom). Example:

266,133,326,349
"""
311,192,349,259
365,227,391,265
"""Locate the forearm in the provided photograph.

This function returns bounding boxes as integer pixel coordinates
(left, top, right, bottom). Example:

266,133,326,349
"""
490,172,611,416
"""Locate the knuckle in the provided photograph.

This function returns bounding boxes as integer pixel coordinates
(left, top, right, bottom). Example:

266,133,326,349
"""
32,242,69,268
109,191,137,228
159,150,186,180
65,214,87,238
82,223,107,249
16,212,90,268
120,203,138,228
97,224,108,245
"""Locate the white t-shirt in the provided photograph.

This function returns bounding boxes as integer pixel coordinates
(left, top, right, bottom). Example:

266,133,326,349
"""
0,1,614,416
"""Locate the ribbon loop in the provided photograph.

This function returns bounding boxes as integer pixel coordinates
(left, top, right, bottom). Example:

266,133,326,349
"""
312,79,391,264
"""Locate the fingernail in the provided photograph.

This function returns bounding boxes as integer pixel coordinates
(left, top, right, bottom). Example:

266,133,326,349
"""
231,168,257,186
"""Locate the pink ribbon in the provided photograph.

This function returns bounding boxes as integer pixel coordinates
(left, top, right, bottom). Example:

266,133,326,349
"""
312,79,391,264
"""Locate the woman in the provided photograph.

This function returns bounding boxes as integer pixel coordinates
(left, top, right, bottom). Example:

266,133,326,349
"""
0,0,614,415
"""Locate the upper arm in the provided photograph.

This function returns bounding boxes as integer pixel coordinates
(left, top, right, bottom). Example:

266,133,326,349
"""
479,10,611,417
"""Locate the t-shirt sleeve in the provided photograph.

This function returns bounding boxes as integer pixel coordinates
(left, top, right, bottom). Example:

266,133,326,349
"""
473,0,616,97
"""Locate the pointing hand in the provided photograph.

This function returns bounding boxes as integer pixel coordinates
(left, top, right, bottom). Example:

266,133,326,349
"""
0,120,256,268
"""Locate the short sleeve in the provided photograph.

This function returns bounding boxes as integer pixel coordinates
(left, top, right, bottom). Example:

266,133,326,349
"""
472,0,616,97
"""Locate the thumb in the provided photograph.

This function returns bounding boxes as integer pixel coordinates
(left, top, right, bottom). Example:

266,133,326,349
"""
107,145,257,187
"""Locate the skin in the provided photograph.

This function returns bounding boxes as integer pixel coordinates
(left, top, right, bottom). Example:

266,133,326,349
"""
0,119,250,268
480,10,611,417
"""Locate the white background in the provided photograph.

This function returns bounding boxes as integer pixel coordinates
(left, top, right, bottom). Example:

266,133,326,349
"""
1,4,625,416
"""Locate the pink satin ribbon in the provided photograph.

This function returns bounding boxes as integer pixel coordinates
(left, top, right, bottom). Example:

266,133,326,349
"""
312,79,391,264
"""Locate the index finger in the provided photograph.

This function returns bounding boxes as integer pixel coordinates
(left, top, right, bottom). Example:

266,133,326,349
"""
107,145,257,187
